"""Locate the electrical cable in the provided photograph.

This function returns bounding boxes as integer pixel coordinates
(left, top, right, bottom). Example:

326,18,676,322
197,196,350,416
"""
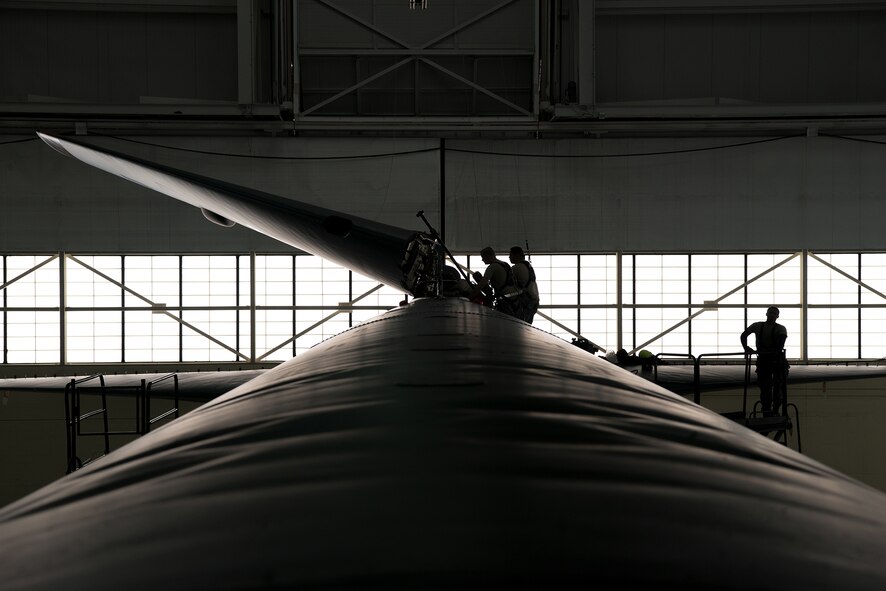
43,131,812,160
448,134,804,159
820,133,886,147
87,133,440,161
0,137,38,146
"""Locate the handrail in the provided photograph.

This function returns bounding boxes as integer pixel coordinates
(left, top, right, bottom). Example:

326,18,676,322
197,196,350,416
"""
63,374,107,474
677,348,799,450
694,351,749,411
62,372,182,473
653,352,697,401
786,402,802,453
145,373,180,432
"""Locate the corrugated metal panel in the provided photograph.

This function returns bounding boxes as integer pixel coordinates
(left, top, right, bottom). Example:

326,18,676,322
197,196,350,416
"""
0,7,236,104
596,10,886,105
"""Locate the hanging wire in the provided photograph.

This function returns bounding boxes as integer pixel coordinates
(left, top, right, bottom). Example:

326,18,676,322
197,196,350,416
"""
513,153,529,248
448,134,803,159
37,132,810,160
0,137,38,146
820,133,886,147
377,154,395,220
471,152,484,246
86,133,440,161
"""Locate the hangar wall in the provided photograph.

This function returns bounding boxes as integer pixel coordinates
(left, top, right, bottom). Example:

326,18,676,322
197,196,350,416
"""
593,9,886,106
446,134,886,253
0,135,440,253
2,133,885,254
0,3,242,105
5,2,886,114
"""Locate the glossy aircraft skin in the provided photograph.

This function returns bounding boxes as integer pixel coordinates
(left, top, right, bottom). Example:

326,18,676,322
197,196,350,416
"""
36,132,416,291
1,134,886,589
3,297,886,590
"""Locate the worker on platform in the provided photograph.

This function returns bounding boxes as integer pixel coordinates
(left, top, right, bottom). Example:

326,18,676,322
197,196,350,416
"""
740,306,788,416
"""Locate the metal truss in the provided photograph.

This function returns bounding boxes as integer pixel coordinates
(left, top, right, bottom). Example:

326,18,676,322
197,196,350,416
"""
299,0,534,118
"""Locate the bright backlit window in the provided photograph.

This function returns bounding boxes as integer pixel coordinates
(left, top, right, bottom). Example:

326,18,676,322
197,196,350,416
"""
2,251,886,365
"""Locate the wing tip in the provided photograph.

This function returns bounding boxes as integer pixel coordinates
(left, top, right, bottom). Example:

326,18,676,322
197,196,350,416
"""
36,132,73,158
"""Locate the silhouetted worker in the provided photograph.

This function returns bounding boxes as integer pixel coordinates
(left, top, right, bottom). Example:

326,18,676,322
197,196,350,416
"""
741,306,788,416
509,246,539,323
474,247,519,316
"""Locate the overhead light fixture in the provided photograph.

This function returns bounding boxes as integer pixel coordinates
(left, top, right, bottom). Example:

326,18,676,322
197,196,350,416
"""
409,0,428,9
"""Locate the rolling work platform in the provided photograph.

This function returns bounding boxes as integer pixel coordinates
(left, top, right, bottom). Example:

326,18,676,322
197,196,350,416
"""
654,351,801,451
64,373,180,473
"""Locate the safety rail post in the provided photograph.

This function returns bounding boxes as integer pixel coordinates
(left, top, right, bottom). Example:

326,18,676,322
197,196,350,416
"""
767,350,791,446
692,352,751,411
61,373,184,473
139,379,147,435
777,349,788,417
744,352,752,418
786,403,802,453
145,373,180,432
653,352,697,401
63,373,107,474
63,379,76,474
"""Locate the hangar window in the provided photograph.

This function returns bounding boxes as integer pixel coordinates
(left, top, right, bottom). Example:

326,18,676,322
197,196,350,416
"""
1,251,886,370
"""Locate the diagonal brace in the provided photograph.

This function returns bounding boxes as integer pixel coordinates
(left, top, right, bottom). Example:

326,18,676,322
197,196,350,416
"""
67,255,248,361
630,252,801,354
418,57,531,116
257,283,385,361
808,251,886,302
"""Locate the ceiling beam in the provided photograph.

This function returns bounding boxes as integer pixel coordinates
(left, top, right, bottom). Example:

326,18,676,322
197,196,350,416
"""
0,0,235,13
596,0,886,15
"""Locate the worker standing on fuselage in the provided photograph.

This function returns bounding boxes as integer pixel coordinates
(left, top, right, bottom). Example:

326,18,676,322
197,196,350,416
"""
474,247,519,317
509,246,539,323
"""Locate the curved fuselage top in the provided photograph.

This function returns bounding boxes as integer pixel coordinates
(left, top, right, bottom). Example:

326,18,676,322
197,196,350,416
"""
1,298,886,590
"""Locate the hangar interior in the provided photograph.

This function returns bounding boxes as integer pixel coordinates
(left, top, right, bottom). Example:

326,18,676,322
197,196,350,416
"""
2,0,886,505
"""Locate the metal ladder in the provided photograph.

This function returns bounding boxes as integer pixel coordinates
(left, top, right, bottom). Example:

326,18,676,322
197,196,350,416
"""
742,351,802,451
64,373,180,473
653,350,802,451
